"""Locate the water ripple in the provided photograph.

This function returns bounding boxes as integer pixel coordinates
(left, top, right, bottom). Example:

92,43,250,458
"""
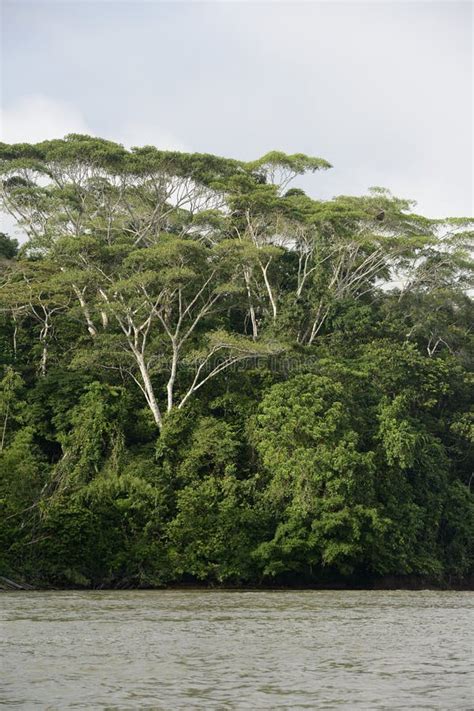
0,590,472,709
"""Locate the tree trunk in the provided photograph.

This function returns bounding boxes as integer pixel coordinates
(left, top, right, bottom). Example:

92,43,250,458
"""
72,284,98,337
243,267,258,339
134,351,163,429
167,343,178,412
260,259,277,321
39,320,50,377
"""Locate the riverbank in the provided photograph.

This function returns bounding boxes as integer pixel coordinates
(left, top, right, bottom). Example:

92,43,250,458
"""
2,574,473,592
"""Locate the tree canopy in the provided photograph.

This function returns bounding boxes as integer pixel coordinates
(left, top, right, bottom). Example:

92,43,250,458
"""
0,136,472,588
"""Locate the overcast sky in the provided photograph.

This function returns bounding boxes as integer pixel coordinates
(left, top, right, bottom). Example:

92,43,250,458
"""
0,0,472,236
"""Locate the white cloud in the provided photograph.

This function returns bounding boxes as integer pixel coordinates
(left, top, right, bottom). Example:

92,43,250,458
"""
0,96,92,239
2,2,471,219
0,95,188,153
0,95,189,239
113,122,189,153
0,212,21,240
0,95,91,143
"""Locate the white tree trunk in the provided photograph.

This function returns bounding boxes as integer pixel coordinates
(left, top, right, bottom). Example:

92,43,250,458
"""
260,259,277,321
243,267,258,338
134,351,162,429
72,284,98,337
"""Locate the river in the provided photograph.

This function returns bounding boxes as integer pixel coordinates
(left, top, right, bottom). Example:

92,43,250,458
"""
0,590,472,709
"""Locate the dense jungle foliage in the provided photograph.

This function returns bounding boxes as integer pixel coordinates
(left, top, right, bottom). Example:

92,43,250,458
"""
0,136,472,588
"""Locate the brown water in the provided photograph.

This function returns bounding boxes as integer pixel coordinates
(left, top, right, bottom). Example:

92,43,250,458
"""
0,590,472,709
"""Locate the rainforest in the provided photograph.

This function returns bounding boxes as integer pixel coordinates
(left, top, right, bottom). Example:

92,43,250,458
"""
0,135,472,589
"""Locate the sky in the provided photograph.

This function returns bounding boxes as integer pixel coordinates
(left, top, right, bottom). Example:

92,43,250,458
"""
0,0,472,239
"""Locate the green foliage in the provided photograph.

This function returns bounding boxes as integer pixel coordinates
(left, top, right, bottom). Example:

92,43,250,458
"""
166,475,261,583
37,471,169,587
0,138,472,587
0,368,26,450
252,374,384,576
52,382,128,491
0,232,18,260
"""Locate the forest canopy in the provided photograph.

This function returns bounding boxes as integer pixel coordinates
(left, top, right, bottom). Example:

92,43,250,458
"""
0,135,472,588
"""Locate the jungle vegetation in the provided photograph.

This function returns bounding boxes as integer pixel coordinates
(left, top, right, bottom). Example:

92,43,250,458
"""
0,135,472,588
